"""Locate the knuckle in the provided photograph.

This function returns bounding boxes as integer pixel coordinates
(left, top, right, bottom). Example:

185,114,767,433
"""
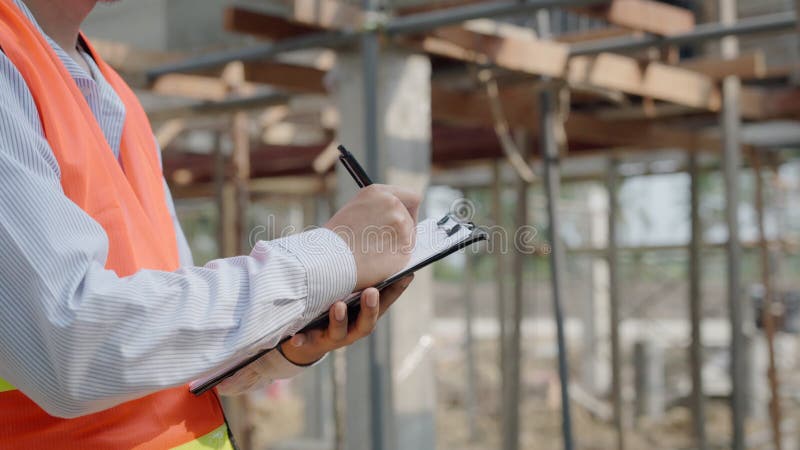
387,195,403,211
390,210,406,227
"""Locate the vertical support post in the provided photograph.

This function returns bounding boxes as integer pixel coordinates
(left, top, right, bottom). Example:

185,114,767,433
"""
719,1,746,448
463,218,479,443
753,152,784,450
225,111,253,450
335,40,434,450
688,149,708,450
492,161,509,419
232,113,251,254
360,2,395,449
504,131,529,450
607,157,625,450
633,340,665,421
539,86,575,450
213,132,230,258
536,10,574,449
586,186,611,396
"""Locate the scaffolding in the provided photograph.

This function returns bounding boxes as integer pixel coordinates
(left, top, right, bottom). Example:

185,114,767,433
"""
93,0,800,448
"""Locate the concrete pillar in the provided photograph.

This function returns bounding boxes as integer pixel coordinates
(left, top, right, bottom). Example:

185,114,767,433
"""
633,340,665,421
332,49,434,450
584,186,611,396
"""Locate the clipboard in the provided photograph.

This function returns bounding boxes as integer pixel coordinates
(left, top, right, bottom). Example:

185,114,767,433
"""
190,213,487,396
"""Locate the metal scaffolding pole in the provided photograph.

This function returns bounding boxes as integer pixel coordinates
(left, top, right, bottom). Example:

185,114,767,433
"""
719,1,746,448
463,226,479,443
607,157,625,450
540,86,575,450
504,131,529,450
753,153,783,450
688,150,708,450
537,10,574,450
362,1,395,448
492,161,511,424
570,11,796,56
148,0,609,79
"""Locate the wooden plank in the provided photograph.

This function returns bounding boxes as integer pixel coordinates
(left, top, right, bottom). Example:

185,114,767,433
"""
741,87,800,120
566,52,721,111
427,26,719,111
579,0,695,35
223,6,320,40
568,53,644,95
430,27,570,78
678,52,768,81
291,0,363,29
431,85,721,152
642,62,721,111
243,61,327,93
151,73,230,101
556,26,634,44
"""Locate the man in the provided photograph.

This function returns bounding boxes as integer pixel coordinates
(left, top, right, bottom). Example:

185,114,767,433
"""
0,0,419,448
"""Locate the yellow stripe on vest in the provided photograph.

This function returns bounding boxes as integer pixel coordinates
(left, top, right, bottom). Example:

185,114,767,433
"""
171,424,234,450
0,378,16,393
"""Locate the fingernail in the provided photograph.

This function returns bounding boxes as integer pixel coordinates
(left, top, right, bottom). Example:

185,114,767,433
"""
366,292,379,308
335,303,346,321
292,335,305,347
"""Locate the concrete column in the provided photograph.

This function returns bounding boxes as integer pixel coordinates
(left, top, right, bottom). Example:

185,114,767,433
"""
332,49,434,450
584,186,611,395
633,340,665,421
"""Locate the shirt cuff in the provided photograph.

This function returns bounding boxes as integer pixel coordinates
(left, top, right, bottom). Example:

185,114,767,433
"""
216,350,326,396
268,227,357,328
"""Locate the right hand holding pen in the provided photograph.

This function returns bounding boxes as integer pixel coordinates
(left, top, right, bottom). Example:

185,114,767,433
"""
324,184,420,290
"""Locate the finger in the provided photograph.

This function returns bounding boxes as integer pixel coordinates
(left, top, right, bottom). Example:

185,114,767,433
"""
307,328,325,345
381,185,421,222
354,288,380,338
328,301,348,342
288,333,306,348
378,275,414,316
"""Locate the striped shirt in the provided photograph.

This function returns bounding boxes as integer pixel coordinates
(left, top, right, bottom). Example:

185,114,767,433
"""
0,0,356,418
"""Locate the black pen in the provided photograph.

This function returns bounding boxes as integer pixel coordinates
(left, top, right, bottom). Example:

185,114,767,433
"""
337,145,373,187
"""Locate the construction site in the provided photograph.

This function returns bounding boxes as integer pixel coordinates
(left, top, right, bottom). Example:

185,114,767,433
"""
65,0,800,449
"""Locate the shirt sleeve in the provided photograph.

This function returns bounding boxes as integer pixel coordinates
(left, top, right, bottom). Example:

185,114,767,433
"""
0,53,357,418
161,179,311,395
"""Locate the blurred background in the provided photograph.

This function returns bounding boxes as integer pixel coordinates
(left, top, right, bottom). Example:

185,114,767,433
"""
82,0,800,449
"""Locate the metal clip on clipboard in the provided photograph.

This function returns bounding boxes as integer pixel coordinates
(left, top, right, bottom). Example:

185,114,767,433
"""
437,213,481,238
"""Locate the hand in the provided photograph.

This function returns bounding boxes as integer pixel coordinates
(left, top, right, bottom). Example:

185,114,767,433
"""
280,275,414,366
325,185,420,291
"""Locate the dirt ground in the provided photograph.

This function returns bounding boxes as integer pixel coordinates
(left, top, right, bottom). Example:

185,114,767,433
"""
241,334,799,450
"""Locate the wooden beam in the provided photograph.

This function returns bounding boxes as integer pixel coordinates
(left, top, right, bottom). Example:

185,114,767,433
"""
678,51,768,81
556,26,634,44
427,27,570,78
431,85,721,152
425,25,720,111
741,87,800,120
642,62,721,110
291,0,363,29
579,0,695,35
151,73,230,101
567,53,721,110
223,6,320,40
243,61,327,93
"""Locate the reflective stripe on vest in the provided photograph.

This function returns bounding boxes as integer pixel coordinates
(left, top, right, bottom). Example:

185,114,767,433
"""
0,378,13,394
173,425,235,450
0,1,231,448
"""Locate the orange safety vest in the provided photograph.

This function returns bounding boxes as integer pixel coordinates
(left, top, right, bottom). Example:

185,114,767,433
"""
0,1,233,448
